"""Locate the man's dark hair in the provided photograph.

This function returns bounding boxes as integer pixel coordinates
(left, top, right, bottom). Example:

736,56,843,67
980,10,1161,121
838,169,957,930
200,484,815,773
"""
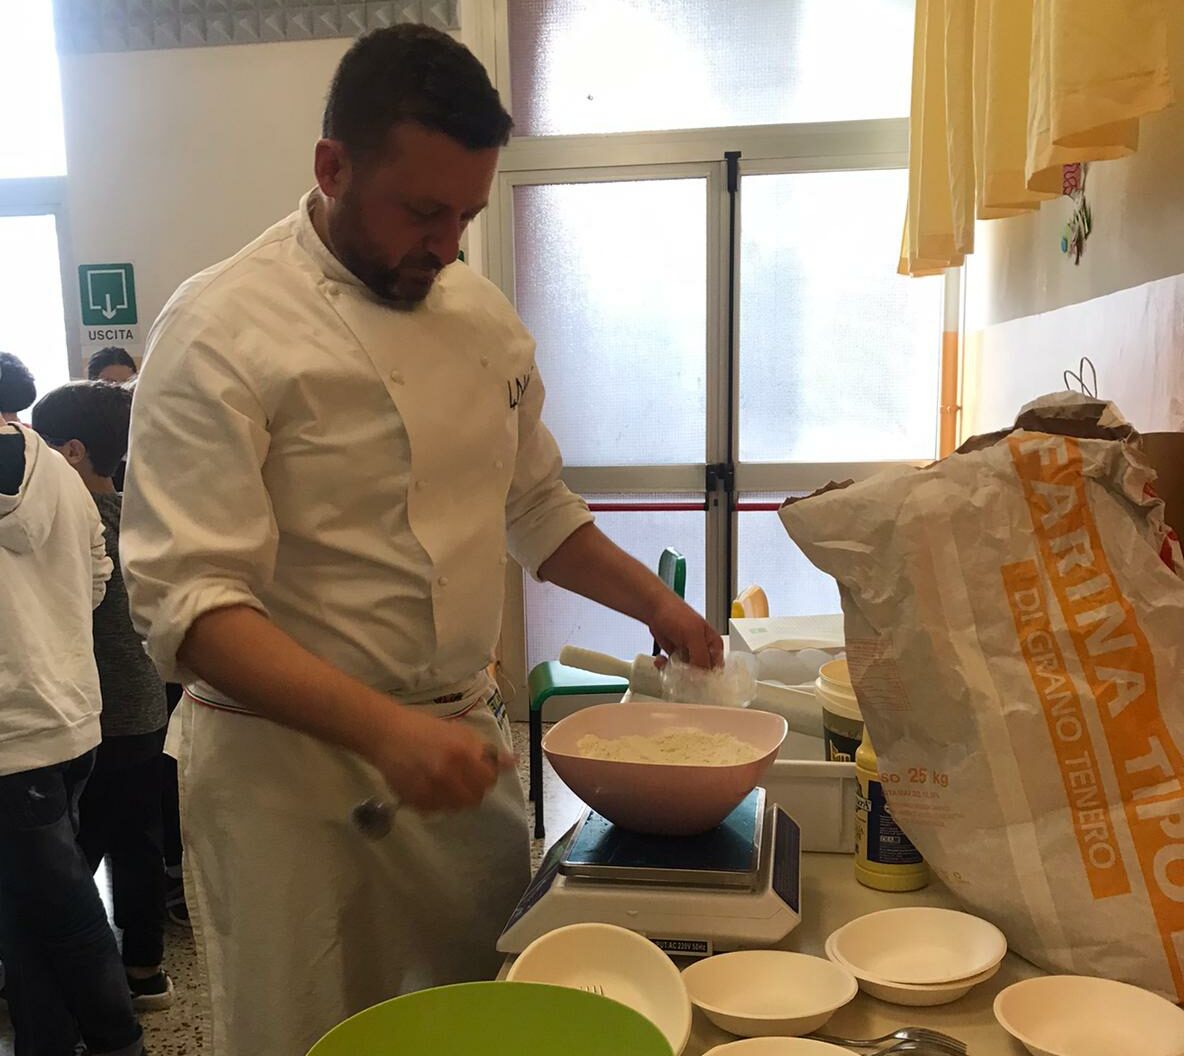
0,352,37,415
31,381,132,479
323,24,513,158
86,345,137,380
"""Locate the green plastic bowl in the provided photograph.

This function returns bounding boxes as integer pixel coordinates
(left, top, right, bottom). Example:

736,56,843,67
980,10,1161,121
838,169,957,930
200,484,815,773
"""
306,981,674,1056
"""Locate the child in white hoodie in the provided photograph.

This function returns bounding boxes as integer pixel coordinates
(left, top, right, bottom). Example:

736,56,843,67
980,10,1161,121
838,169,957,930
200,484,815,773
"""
0,380,144,1054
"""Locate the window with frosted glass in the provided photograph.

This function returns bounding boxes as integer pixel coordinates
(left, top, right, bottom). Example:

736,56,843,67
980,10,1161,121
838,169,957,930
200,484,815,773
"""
0,215,71,399
524,495,706,669
738,169,943,464
507,0,915,137
735,492,839,618
513,178,707,467
0,1,66,178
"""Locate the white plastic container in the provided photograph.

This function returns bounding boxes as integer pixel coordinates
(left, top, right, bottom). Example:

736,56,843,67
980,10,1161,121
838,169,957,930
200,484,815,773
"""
815,659,862,763
762,758,857,854
728,615,845,685
746,660,862,764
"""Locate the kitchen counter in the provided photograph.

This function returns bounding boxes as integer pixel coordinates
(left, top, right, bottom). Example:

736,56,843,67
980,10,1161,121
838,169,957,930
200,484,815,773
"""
687,851,1037,1054
504,849,1038,1055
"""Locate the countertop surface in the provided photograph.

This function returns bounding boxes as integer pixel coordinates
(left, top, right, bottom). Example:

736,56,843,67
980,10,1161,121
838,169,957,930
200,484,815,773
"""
504,848,1039,1055
683,851,1037,1054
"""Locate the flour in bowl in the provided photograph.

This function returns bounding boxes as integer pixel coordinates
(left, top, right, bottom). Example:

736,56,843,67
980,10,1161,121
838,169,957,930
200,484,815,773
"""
575,726,763,766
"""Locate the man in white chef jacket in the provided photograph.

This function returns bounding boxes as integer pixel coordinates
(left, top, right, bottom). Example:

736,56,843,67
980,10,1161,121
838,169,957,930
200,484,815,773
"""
121,23,723,1056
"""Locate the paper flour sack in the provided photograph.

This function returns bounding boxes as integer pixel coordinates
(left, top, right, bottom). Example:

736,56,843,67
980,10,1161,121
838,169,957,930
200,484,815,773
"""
780,394,1184,998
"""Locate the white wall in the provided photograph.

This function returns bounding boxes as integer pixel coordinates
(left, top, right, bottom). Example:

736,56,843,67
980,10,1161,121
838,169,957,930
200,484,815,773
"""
966,98,1184,332
965,10,1184,333
60,38,349,357
57,2,494,362
963,18,1184,437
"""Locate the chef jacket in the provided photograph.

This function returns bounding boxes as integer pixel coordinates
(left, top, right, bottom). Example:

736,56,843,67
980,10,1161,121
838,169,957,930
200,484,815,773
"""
121,190,592,705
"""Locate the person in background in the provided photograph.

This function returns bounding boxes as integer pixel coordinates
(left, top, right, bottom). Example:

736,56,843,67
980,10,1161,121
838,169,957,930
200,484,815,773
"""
0,368,145,1055
86,346,138,385
82,349,184,911
0,351,37,425
121,24,721,1055
86,348,138,491
0,350,38,1004
32,381,174,1015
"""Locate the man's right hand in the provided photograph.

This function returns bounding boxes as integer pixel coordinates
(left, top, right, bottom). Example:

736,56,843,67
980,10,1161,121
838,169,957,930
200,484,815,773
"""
369,705,516,812
177,608,517,813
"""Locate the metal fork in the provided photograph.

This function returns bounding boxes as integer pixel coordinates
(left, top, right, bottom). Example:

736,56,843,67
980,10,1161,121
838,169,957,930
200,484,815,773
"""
577,983,606,996
807,1027,967,1054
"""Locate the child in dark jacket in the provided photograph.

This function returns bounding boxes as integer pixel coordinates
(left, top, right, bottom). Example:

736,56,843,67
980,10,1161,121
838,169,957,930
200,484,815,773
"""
33,380,174,1012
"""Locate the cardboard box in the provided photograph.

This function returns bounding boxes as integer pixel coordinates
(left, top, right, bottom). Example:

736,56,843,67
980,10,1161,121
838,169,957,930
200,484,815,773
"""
1143,431,1184,536
728,614,845,654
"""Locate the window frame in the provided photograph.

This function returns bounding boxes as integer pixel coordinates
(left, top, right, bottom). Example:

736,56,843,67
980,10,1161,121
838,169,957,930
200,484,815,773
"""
0,176,82,381
483,0,960,673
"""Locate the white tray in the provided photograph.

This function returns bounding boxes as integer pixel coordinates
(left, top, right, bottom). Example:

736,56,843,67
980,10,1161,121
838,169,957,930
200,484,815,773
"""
763,758,856,855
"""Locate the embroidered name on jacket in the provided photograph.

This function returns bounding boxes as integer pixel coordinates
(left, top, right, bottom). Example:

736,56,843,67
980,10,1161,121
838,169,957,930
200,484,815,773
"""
508,367,535,410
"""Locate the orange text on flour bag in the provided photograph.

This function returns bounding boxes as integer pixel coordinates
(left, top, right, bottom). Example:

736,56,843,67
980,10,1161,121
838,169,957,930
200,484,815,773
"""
1009,432,1184,999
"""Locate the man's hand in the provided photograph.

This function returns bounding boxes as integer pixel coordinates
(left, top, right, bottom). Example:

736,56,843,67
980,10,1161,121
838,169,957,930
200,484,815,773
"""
371,707,516,812
179,606,516,815
539,523,725,670
648,590,724,669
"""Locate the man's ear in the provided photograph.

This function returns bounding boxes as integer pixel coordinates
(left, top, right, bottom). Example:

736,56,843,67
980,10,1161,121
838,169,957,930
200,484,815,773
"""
57,438,88,467
315,138,353,202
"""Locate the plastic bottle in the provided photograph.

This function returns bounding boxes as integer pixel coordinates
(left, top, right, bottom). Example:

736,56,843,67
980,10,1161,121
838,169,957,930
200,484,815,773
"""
854,726,928,891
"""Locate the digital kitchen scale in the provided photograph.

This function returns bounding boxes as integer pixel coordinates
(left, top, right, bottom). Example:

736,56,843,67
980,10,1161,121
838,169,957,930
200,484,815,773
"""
497,789,802,957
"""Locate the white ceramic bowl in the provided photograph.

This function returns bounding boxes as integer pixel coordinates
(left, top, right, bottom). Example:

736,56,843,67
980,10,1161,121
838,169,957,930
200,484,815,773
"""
994,975,1184,1056
828,907,1007,985
824,933,999,1007
543,702,787,835
681,951,857,1038
705,1040,850,1056
506,923,692,1055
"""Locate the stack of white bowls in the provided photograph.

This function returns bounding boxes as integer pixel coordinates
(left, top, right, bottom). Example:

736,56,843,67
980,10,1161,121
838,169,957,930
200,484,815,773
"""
825,907,1008,1007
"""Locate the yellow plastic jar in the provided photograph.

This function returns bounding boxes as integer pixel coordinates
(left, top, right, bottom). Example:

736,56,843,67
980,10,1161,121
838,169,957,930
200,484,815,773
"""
854,726,929,892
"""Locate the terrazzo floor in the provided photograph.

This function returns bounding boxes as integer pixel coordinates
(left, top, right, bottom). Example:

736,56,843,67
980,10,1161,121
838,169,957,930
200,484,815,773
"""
0,721,583,1055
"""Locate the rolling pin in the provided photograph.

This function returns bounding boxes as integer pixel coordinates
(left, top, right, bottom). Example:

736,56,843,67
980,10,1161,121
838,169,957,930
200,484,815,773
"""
558,647,665,697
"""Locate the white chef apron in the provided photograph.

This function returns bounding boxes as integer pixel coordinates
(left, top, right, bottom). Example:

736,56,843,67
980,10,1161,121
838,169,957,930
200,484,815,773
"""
168,675,530,1056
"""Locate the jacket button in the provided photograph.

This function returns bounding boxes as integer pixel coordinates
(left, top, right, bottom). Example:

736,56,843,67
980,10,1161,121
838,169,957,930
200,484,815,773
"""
438,576,449,587
480,355,490,367
494,458,504,470
326,282,341,297
429,665,440,679
499,555,508,566
389,369,404,384
415,479,428,490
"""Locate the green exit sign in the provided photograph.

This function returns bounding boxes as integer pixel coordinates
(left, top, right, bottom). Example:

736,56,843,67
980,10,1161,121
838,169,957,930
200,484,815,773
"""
79,263,138,327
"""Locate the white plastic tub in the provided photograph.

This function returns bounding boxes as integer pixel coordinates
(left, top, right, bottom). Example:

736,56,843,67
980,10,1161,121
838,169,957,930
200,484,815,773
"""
762,758,857,854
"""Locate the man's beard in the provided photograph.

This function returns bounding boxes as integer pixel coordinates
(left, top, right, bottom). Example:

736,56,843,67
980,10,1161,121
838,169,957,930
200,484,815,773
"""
327,197,443,308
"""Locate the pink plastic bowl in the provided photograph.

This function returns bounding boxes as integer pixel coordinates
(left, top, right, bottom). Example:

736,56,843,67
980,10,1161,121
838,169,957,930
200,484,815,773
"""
542,702,788,835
